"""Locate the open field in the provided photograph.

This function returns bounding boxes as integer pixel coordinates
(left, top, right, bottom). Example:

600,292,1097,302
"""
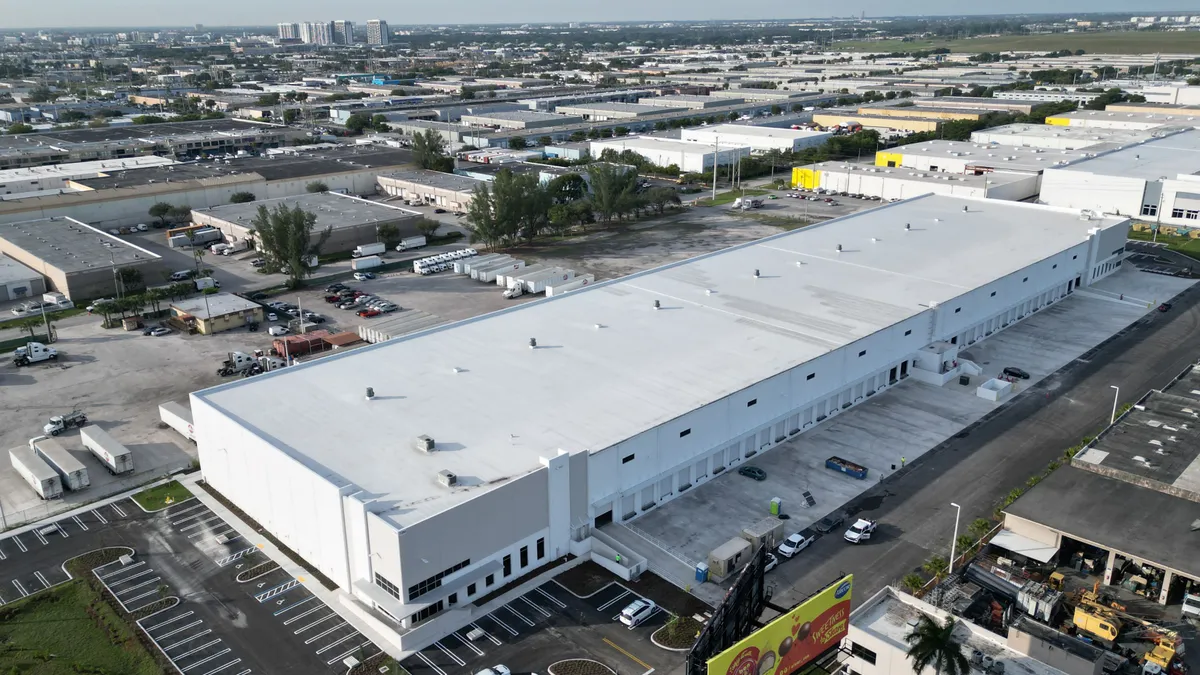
0,579,160,675
835,31,1200,54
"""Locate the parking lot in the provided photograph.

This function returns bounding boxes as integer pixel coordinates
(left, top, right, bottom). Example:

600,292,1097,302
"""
0,494,384,674
401,579,677,675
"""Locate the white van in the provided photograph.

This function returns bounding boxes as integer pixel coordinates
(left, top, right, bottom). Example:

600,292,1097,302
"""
170,270,192,282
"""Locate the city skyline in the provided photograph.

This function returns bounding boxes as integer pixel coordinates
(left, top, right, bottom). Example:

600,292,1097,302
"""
0,0,1180,30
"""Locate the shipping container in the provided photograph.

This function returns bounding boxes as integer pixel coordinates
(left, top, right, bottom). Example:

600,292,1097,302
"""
352,242,387,258
9,446,63,499
80,425,134,475
31,437,90,491
545,273,596,297
498,264,547,288
159,401,195,442
351,256,382,270
479,260,526,284
707,537,752,579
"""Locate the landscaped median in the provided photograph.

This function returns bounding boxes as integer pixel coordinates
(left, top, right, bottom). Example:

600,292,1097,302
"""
131,479,193,511
548,658,617,675
695,188,769,207
651,615,704,651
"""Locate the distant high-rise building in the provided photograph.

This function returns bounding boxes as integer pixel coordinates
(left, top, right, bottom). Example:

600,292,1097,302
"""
332,20,355,45
366,19,390,46
277,22,300,40
300,21,334,45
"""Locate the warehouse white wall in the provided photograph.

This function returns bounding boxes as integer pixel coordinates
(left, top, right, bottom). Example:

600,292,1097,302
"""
1040,168,1147,217
193,396,354,589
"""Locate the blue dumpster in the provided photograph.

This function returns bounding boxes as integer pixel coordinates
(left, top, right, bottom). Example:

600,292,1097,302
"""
695,562,710,583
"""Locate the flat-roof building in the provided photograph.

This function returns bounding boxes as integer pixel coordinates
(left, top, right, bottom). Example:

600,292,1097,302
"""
171,293,264,335
0,254,45,302
193,194,1128,654
813,112,942,133
681,124,831,153
915,97,1036,114
876,140,1093,177
1045,109,1200,130
589,136,751,173
970,123,1175,151
555,102,686,121
637,95,741,110
376,170,484,212
459,111,582,130
794,161,1039,201
192,192,421,255
0,216,162,301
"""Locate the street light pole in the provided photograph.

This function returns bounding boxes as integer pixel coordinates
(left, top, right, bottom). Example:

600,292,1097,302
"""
1110,385,1120,425
948,502,962,574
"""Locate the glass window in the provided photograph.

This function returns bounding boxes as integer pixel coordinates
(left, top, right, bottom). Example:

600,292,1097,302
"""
1173,208,1186,218
1141,204,1158,216
520,546,529,568
537,538,545,560
850,643,877,665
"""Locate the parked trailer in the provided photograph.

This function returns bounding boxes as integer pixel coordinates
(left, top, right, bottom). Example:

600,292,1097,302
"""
352,242,387,258
9,446,62,499
498,264,547,287
545,274,596,297
479,260,526,284
470,257,515,281
458,253,505,275
524,268,575,294
31,437,90,491
159,401,195,443
80,425,134,475
351,256,382,271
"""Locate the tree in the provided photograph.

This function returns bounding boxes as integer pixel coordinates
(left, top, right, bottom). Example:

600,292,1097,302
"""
6,123,35,134
547,173,587,203
230,191,257,204
955,535,976,560
412,128,450,171
587,163,639,222
922,555,949,580
145,287,167,315
377,223,400,246
901,574,925,595
416,218,441,238
370,114,391,132
169,205,191,224
17,317,41,340
117,267,144,291
149,202,173,225
345,114,371,134
132,115,167,125
645,186,681,215
538,136,553,147
92,300,118,325
508,136,528,149
613,126,630,137
465,182,501,250
251,204,332,288
306,181,329,193
905,614,969,675
967,519,992,541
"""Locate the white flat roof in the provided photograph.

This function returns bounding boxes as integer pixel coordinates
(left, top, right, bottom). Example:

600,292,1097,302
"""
811,161,1030,187
1059,128,1200,181
196,195,1123,529
895,139,1093,172
590,136,749,155
0,156,177,183
971,123,1168,148
685,124,831,140
1053,109,1200,125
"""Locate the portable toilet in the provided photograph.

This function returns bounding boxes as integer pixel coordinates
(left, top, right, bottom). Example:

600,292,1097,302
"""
695,562,710,584
770,497,782,516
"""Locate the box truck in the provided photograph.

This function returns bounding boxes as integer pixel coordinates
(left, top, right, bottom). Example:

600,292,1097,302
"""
395,236,427,252
80,425,134,475
159,401,195,443
351,256,382,271
352,242,387,258
10,446,62,499
31,436,90,491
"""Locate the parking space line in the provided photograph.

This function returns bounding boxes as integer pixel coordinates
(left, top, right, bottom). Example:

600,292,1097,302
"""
199,659,242,675
0,543,6,560
294,612,338,634
502,604,535,626
450,631,484,656
216,547,256,567
11,580,27,597
56,523,69,538
32,529,47,546
34,571,50,589
520,595,551,617
181,648,232,672
471,622,502,646
171,638,222,659
115,577,161,596
433,641,466,667
487,612,518,636
328,640,372,666
274,595,316,616
124,588,165,606
303,621,348,645
315,631,362,654
111,568,155,585
415,651,448,675
92,509,108,524
255,578,299,602
101,561,146,579
144,611,194,631
283,605,326,625
168,504,208,521
155,620,205,641
598,590,630,612
163,629,213,651
111,503,127,518
73,515,88,531
535,587,567,608
180,515,224,533
11,535,26,553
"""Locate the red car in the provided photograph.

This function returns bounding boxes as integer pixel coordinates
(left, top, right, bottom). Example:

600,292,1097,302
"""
357,309,380,318
324,294,342,303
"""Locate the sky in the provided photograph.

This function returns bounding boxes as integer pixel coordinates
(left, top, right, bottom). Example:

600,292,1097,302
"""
2,0,1157,29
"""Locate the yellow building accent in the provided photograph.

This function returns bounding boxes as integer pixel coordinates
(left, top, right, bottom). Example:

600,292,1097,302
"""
1045,116,1071,126
875,151,904,168
792,167,821,189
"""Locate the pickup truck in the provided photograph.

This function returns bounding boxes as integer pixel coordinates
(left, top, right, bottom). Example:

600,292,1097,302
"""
844,519,877,544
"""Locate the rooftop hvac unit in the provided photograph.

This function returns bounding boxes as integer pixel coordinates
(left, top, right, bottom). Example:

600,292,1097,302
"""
415,435,436,453
437,470,457,487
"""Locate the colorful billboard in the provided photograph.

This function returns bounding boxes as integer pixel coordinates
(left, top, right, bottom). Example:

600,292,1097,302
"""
707,575,853,675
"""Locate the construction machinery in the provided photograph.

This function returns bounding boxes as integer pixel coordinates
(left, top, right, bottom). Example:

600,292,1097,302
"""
1071,585,1185,673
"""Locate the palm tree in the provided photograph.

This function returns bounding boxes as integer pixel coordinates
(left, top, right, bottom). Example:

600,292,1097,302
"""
901,574,925,595
145,287,167,316
923,555,949,580
17,317,42,339
905,614,969,675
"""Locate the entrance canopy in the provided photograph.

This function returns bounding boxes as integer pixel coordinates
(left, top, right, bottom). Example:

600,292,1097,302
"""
991,529,1060,563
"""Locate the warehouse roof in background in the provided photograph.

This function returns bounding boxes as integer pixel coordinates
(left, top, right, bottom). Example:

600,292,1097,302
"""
195,194,1126,529
1057,128,1200,181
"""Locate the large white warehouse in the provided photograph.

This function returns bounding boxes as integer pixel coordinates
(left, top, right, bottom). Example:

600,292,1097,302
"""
589,136,751,172
192,195,1128,653
681,124,831,153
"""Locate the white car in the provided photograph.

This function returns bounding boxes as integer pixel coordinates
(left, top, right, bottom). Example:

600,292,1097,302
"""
478,666,511,675
777,532,814,558
9,305,30,316
618,599,657,628
844,519,877,544
266,312,278,321
149,327,172,336
268,325,289,336
353,272,376,281
764,552,779,573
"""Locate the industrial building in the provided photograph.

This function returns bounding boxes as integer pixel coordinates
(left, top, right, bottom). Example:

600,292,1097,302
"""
0,157,178,199
0,216,162,301
681,124,831,153
998,364,1200,608
0,254,45,301
555,102,685,121
1045,109,1200,130
1039,129,1200,225
875,140,1093,177
813,112,941,133
376,170,484,212
793,162,1039,201
863,106,989,122
171,293,264,335
970,123,1172,151
192,195,1128,653
637,95,741,110
0,145,415,229
459,110,583,131
916,97,1036,114
589,136,751,172
191,192,421,255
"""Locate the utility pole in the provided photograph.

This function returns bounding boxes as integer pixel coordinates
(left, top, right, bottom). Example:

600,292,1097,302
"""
712,136,719,202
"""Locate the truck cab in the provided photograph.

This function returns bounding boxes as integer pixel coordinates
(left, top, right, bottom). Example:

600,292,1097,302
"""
13,342,58,366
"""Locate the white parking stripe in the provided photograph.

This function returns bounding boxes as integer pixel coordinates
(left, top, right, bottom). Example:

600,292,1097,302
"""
200,659,242,675
168,504,207,521
110,503,126,518
144,611,194,631
57,523,68,538
502,604,535,626
315,631,361,654
415,651,448,675
12,536,26,553
520,596,551,617
101,561,145,579
34,571,50,589
451,632,484,656
32,529,47,546
163,629,213,651
535,587,567,608
155,620,204,641
274,596,316,616
283,605,326,625
171,638,222,659
92,509,108,524
487,613,518,636
471,622,502,646
115,577,162,596
73,515,88,531
303,621,349,645
328,640,372,665
294,612,338,633
180,515,223,532
433,641,466,667
12,580,27,597
0,543,6,560
124,588,165,606
110,568,154,585
181,648,232,672
598,590,630,611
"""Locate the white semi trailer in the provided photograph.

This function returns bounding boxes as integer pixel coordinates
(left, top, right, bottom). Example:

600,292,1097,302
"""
30,436,90,491
9,446,63,499
80,426,134,475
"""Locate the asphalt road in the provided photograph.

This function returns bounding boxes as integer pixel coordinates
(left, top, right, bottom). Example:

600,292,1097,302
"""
768,280,1200,610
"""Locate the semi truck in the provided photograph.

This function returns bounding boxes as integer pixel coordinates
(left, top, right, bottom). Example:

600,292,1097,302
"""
159,401,195,443
352,242,387,258
31,436,90,491
13,341,58,366
217,351,286,377
80,425,134,475
351,255,382,270
395,236,427,252
9,446,63,499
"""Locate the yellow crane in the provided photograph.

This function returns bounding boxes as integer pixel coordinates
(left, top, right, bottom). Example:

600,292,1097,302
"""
1071,586,1183,670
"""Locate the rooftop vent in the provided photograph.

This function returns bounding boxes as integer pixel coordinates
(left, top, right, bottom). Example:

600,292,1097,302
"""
905,223,911,231
653,299,661,310
415,435,436,453
365,387,375,400
437,469,457,487
529,337,537,348
753,269,760,278
835,244,842,253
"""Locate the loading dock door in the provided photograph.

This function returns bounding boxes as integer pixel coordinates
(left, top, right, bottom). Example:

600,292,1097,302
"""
594,509,613,527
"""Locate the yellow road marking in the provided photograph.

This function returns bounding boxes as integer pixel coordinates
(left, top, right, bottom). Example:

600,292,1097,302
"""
604,637,651,670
